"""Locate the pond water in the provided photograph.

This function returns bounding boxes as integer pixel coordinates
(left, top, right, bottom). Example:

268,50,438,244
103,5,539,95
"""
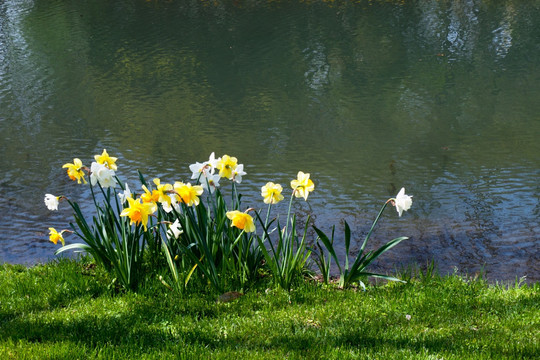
1,0,538,281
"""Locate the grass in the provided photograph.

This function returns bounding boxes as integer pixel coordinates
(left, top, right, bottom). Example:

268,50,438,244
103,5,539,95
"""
0,259,538,359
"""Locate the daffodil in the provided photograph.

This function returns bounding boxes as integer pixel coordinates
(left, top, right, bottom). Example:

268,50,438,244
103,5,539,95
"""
62,158,87,184
174,181,204,206
118,183,132,204
153,178,173,207
217,154,238,179
189,152,219,179
189,161,211,180
90,162,116,188
94,149,118,170
261,182,284,204
141,184,160,205
202,172,221,193
48,227,65,246
232,164,246,184
44,194,60,210
120,197,156,231
207,152,219,170
167,219,183,239
226,210,256,233
290,171,315,201
393,187,413,217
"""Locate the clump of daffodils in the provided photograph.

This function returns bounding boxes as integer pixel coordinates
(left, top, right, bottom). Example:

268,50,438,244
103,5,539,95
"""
42,149,413,294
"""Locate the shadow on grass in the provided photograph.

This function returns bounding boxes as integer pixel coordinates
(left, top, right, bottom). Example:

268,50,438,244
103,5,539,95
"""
1,287,537,359
1,262,538,358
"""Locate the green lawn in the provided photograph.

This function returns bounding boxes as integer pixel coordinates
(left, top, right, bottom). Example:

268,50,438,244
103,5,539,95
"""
0,259,538,359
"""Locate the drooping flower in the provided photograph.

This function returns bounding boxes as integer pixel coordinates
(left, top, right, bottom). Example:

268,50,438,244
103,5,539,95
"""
118,183,132,204
62,158,87,184
90,162,116,188
44,194,60,210
167,219,183,239
48,227,65,246
232,164,246,184
290,171,315,201
94,149,118,170
393,187,413,217
120,197,156,231
226,210,256,233
261,182,284,204
174,182,204,206
217,154,238,179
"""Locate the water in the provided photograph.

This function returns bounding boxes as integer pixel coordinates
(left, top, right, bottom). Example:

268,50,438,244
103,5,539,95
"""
0,0,538,282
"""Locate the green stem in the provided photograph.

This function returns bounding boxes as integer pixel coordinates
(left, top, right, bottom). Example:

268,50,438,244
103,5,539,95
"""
263,203,272,241
285,191,295,237
360,199,391,253
232,181,240,209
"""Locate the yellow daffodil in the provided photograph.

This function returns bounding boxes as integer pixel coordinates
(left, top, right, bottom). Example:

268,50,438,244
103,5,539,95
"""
120,197,156,231
226,210,256,233
94,149,118,170
290,171,315,201
141,184,160,204
174,181,203,206
48,227,65,246
261,182,284,204
153,178,173,207
217,154,238,179
62,158,87,184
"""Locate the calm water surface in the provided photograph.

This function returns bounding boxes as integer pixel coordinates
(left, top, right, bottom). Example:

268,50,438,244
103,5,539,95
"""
0,0,538,281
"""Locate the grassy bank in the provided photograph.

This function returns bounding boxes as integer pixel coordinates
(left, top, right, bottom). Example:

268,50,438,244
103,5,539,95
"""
0,259,537,359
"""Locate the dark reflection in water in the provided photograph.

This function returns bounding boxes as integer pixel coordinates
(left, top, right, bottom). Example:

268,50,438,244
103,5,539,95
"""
0,0,538,282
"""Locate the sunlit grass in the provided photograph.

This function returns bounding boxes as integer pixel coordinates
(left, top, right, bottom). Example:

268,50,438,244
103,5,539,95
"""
1,259,537,359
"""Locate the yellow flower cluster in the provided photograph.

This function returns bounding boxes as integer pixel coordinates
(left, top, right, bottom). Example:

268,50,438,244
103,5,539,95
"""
121,178,204,231
49,150,318,246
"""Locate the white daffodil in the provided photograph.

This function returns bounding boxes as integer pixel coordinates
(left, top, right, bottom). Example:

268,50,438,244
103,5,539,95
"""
167,219,183,239
207,152,219,171
199,172,221,193
90,162,116,188
161,195,180,213
394,187,413,217
189,152,220,180
189,161,210,180
44,194,59,211
232,164,246,184
118,183,132,204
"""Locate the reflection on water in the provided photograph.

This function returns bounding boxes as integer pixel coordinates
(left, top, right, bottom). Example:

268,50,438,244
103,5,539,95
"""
0,0,538,282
